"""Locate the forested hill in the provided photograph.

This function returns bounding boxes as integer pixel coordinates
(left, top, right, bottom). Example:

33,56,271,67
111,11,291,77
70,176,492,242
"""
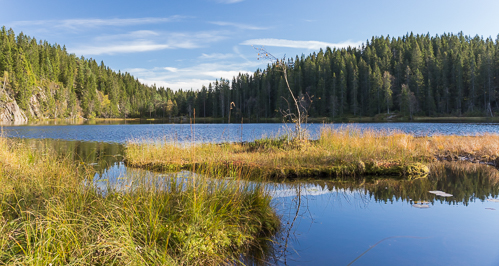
1,27,499,122
0,27,179,122
207,32,499,121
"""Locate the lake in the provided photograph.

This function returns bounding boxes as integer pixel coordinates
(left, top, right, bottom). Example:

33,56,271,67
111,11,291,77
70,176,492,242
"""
4,121,499,143
11,123,499,265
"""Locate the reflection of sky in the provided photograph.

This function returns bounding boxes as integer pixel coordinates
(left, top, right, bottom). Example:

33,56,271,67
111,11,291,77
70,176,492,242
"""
4,122,499,143
93,164,499,265
274,189,499,266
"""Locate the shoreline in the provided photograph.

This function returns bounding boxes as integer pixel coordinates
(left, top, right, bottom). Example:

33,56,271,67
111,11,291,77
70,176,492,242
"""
1,115,499,127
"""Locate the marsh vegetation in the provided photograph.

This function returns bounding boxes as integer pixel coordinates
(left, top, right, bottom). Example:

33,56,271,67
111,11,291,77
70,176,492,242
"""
2,123,499,265
125,126,499,180
0,137,279,265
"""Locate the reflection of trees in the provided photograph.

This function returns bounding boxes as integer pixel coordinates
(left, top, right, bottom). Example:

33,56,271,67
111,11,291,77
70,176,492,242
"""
255,162,499,265
323,162,499,206
22,138,123,175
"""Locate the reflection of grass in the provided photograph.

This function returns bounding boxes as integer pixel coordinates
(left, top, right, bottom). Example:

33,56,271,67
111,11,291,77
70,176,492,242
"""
0,137,279,265
125,126,499,180
280,161,499,205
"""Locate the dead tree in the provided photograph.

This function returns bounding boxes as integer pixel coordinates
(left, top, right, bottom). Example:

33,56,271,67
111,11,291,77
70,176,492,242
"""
254,47,308,140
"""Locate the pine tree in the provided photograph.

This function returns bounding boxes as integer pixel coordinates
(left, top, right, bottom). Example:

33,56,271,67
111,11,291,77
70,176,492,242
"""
13,47,35,111
382,71,392,114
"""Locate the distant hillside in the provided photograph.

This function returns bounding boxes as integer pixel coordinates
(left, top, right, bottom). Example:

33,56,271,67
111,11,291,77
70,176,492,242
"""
0,27,179,122
197,32,499,121
1,28,499,122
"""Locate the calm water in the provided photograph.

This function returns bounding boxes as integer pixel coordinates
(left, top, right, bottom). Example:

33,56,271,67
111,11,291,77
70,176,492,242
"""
4,122,499,143
15,123,499,265
90,157,499,266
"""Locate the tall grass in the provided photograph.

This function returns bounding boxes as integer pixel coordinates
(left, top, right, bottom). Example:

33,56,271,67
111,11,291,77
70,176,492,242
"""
428,134,499,159
316,126,430,163
0,137,279,265
125,125,499,179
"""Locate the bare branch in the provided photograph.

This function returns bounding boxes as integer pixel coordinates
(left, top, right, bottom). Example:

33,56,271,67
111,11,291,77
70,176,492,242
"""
253,46,308,140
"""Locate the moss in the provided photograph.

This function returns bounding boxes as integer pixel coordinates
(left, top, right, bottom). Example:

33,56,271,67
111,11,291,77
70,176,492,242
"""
403,162,430,178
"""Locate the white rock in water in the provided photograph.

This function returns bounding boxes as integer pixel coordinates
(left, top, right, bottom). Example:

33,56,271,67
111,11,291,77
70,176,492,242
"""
429,190,453,197
412,204,430,209
487,199,499,203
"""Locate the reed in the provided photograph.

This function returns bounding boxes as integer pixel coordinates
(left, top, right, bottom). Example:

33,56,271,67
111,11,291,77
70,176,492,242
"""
0,137,279,265
125,125,499,180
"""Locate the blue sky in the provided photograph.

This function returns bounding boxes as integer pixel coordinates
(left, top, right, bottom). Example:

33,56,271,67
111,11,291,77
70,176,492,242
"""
1,0,499,91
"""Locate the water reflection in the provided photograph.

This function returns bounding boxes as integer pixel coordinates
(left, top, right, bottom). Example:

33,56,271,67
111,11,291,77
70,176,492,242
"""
17,138,499,265
267,162,499,206
21,138,124,176
266,163,499,265
98,162,499,265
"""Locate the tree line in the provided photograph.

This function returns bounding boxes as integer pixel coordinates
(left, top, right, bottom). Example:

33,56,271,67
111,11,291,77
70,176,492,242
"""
1,27,499,121
200,32,499,121
0,27,180,119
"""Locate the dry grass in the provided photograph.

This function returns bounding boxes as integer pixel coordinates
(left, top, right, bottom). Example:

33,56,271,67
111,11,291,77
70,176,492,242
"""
428,134,499,160
0,137,279,265
125,126,499,179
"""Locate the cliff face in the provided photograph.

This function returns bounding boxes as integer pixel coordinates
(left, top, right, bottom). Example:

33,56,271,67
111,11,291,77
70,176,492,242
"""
0,82,27,123
28,87,47,120
0,80,47,123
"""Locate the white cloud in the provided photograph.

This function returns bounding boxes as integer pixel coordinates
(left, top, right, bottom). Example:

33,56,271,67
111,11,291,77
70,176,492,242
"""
216,0,244,3
199,53,235,59
240,38,363,50
210,21,268,30
70,41,170,55
125,61,262,91
202,70,251,79
69,30,230,55
11,16,187,29
138,78,215,91
164,67,178,72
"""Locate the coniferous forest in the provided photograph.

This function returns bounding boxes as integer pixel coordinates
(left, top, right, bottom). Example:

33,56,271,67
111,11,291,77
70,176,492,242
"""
1,26,499,121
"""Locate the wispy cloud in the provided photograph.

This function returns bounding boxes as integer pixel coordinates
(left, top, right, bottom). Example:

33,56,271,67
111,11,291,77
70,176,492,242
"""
240,38,362,50
199,53,235,59
233,46,250,61
11,15,187,29
93,30,160,41
210,21,267,30
71,41,170,55
215,0,244,4
164,67,178,72
69,30,230,55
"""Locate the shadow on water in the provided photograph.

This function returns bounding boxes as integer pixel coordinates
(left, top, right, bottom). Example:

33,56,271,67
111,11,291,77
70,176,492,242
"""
17,138,499,265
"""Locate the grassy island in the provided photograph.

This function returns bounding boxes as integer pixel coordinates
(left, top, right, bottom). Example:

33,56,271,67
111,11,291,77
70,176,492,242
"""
0,138,279,265
125,127,499,180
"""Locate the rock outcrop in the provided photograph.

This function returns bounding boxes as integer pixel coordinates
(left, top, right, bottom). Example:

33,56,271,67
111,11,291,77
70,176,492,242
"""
0,80,48,123
0,83,28,123
28,87,47,120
